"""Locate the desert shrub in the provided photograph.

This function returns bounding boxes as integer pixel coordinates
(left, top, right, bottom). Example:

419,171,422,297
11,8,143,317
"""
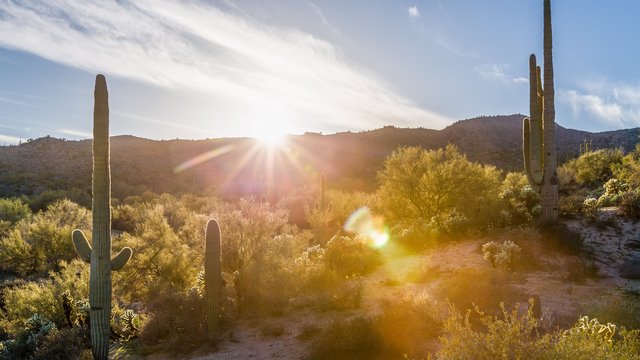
1,260,88,334
308,316,381,360
233,231,312,316
437,268,523,314
545,316,640,359
0,314,58,360
559,188,590,217
434,302,542,360
499,173,540,226
390,220,440,250
433,306,640,360
584,292,640,330
558,163,578,192
612,144,640,189
537,221,584,255
112,204,201,301
277,187,315,228
27,188,91,212
0,198,31,227
323,235,382,277
481,240,522,271
560,148,624,187
294,245,364,311
305,190,374,244
619,189,640,219
214,198,288,273
138,288,208,354
377,145,502,234
376,293,445,357
564,256,599,283
31,327,91,360
0,200,91,276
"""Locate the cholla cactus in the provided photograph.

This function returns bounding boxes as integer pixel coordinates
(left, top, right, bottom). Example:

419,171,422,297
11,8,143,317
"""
482,240,521,270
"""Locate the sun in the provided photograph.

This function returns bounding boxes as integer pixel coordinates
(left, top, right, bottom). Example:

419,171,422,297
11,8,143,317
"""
254,124,288,147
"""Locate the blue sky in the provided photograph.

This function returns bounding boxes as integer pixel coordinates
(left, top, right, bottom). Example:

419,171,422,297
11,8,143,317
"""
1,0,640,144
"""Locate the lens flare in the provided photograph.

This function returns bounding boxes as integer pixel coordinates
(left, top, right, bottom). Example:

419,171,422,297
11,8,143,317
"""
174,144,234,173
344,206,389,248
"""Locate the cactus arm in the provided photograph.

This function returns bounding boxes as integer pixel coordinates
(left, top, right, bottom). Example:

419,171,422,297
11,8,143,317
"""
527,55,543,186
523,118,542,190
205,219,222,341
72,229,92,264
111,247,132,271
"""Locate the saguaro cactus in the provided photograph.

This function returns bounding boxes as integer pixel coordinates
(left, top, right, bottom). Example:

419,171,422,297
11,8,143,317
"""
72,74,132,360
319,172,327,212
523,0,558,222
205,219,222,340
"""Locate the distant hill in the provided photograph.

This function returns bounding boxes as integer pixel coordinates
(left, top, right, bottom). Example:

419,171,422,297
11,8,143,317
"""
0,114,638,199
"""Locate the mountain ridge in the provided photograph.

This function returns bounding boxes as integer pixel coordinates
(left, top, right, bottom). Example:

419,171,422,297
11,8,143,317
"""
1,114,638,199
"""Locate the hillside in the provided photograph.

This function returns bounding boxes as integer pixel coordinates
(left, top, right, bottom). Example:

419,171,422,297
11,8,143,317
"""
0,114,638,199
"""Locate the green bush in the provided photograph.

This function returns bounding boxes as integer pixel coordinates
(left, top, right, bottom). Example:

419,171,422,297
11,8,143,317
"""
619,190,640,219
138,288,209,354
0,200,91,276
560,148,624,187
323,235,382,277
1,260,88,334
433,303,640,360
112,204,201,301
377,145,502,234
0,198,31,230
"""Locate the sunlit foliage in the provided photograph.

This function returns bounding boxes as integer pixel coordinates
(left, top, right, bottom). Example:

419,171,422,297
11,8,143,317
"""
378,144,501,236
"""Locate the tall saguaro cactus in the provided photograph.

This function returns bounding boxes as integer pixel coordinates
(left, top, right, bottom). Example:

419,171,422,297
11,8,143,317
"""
319,172,327,212
72,74,132,360
205,219,222,341
523,0,558,222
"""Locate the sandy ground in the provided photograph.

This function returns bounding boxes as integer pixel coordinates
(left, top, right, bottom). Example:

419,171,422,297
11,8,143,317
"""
189,210,640,360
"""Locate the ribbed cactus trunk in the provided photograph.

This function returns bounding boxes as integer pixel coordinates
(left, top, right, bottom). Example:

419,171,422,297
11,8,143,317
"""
205,219,222,341
541,0,558,221
72,74,132,360
523,0,558,222
90,74,112,360
319,172,327,212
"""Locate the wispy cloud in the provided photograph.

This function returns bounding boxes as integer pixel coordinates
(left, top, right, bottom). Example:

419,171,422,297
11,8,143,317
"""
476,63,527,86
308,2,340,35
0,133,21,145
0,0,452,134
560,82,640,128
408,6,420,18
435,37,479,58
57,128,92,138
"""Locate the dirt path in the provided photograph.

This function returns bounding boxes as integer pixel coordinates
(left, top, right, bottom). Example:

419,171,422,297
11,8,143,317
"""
191,216,640,359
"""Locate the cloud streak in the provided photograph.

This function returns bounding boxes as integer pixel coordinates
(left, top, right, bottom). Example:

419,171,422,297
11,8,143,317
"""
476,63,526,86
408,6,420,18
0,0,452,136
560,82,640,128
